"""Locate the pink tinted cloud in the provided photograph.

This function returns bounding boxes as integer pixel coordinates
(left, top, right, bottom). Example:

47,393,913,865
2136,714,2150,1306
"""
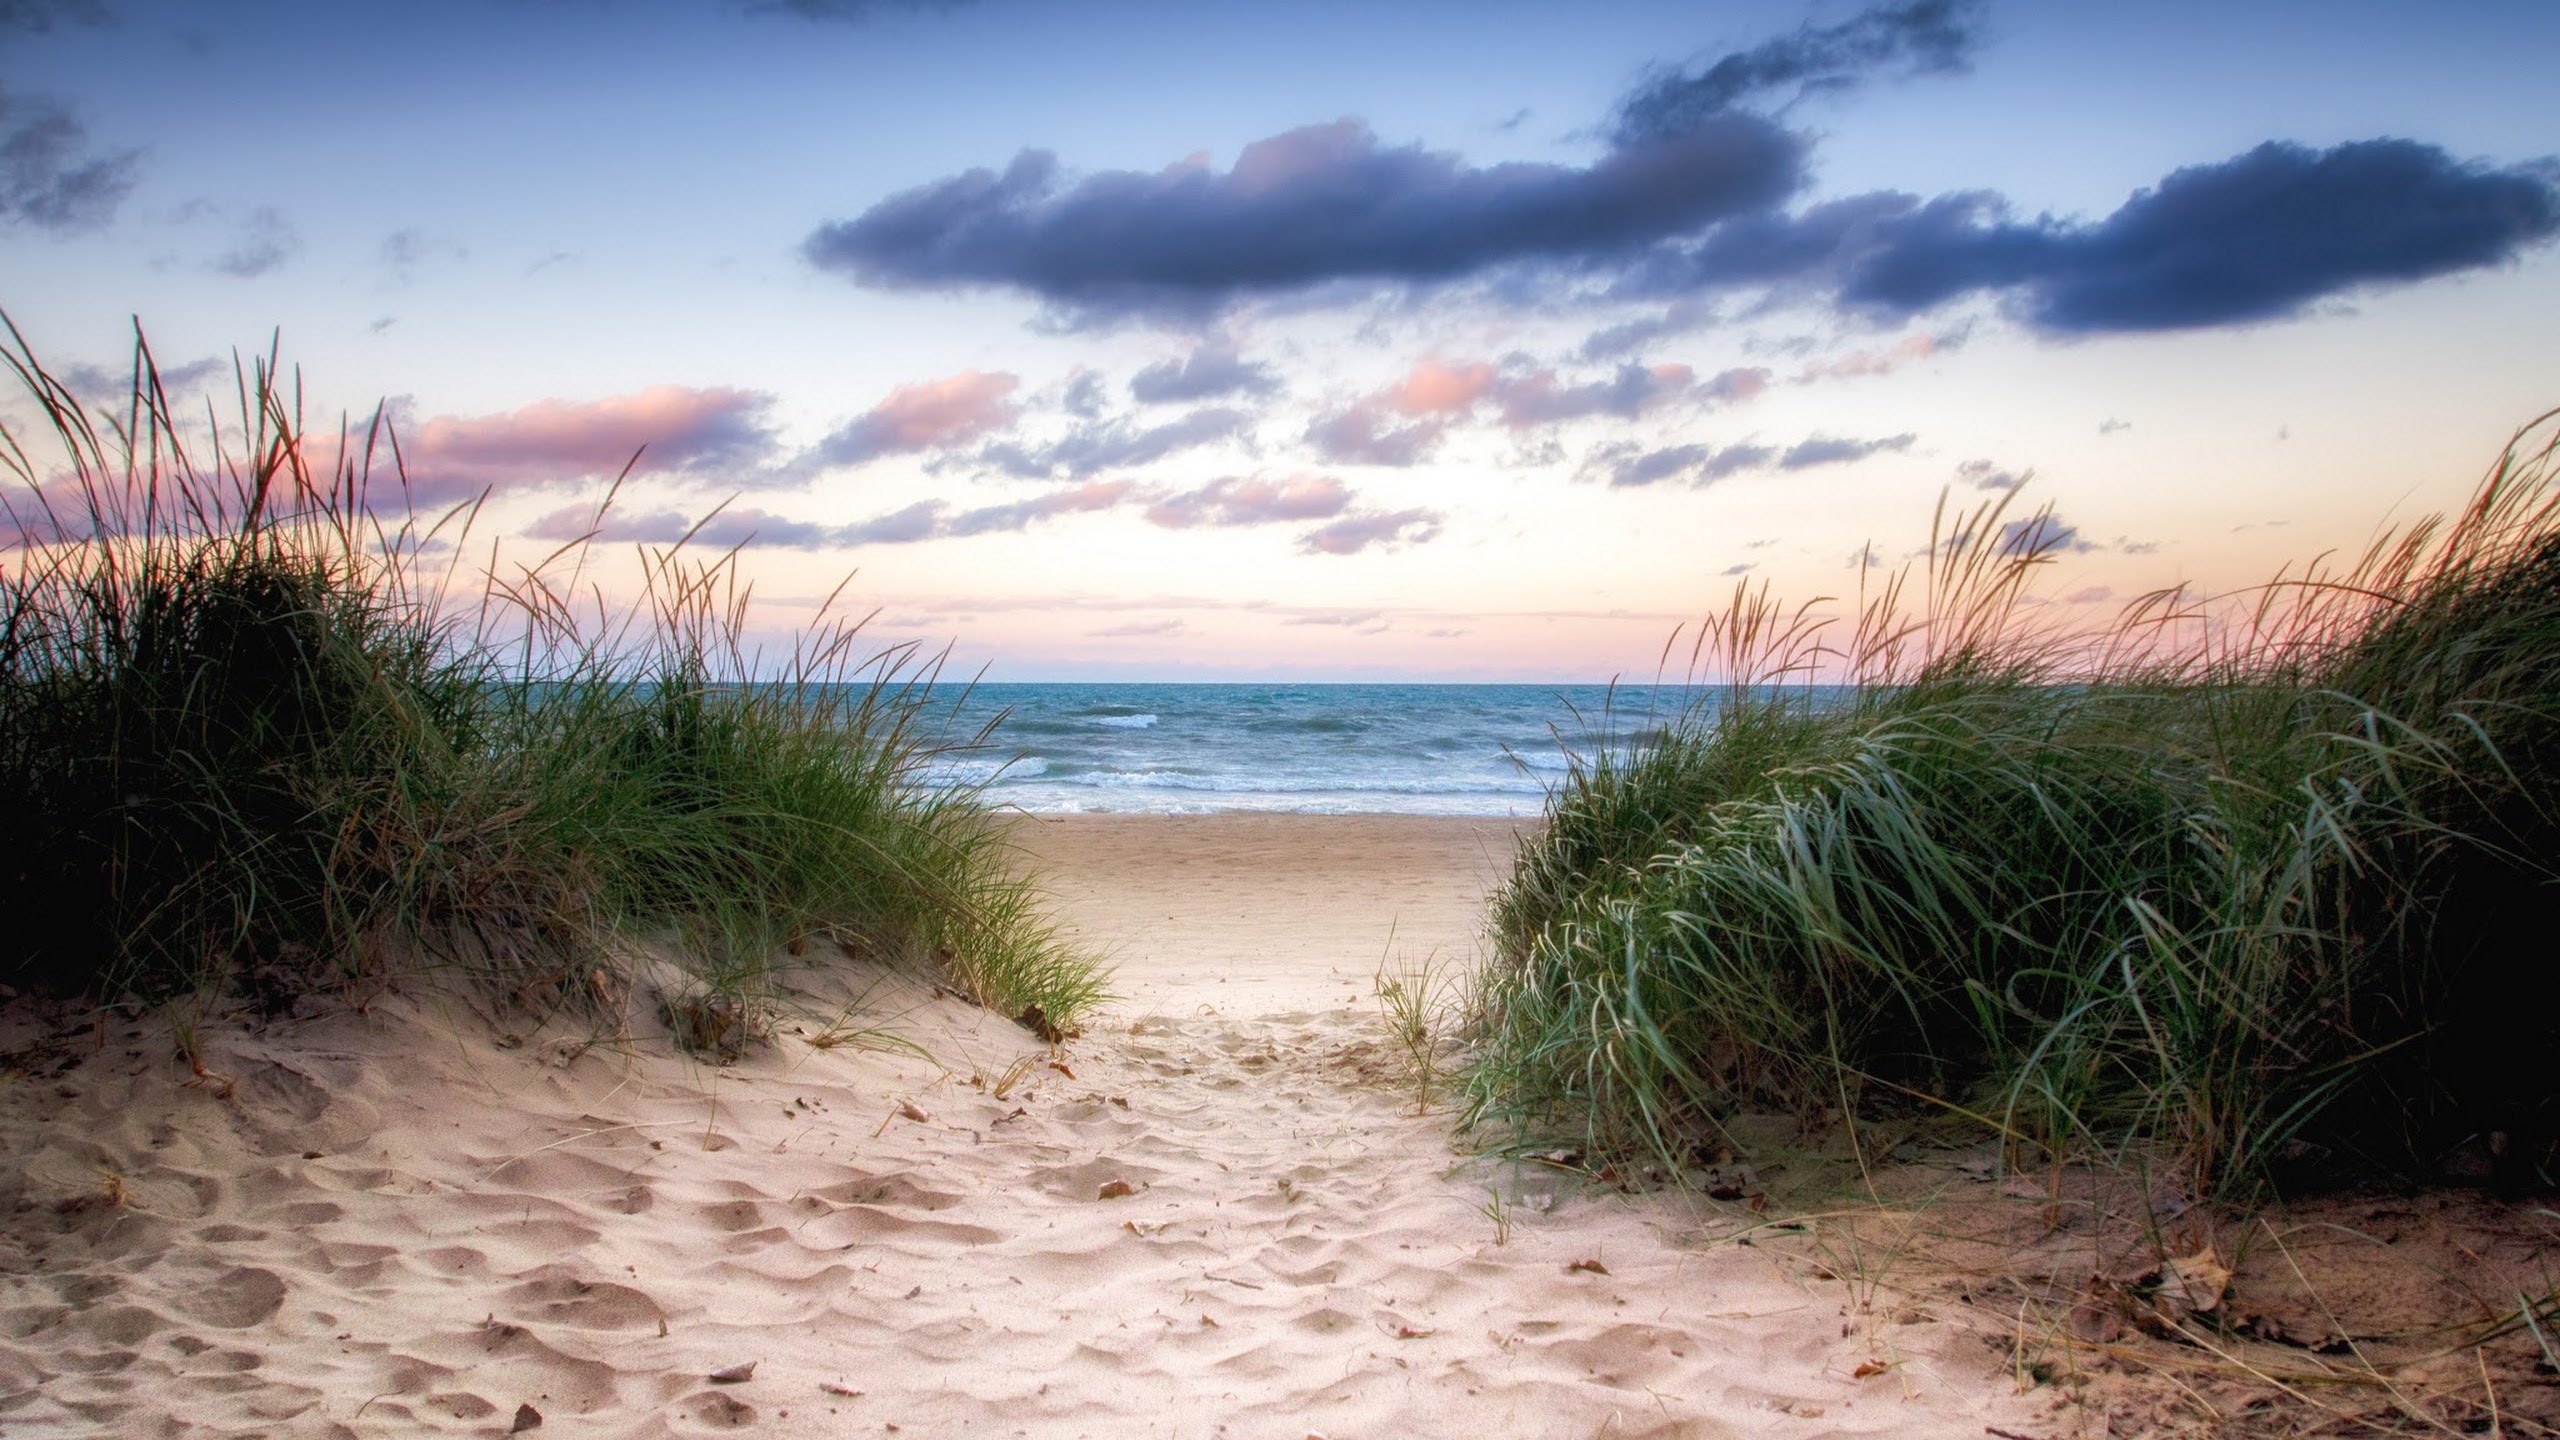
1304,359,1492,467
1395,359,1495,415
1304,400,1445,467
1797,332,1948,382
1299,507,1440,556
402,386,777,504
819,369,1019,465
525,503,836,549
1146,474,1351,529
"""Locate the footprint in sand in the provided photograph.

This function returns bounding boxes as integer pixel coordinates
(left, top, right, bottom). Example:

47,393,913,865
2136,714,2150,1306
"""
172,1267,286,1329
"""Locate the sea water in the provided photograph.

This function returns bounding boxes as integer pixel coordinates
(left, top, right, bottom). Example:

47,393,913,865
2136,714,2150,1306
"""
917,683,1710,817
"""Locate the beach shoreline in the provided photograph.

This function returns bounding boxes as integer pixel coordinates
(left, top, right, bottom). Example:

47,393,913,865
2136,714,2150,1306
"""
0,811,2048,1439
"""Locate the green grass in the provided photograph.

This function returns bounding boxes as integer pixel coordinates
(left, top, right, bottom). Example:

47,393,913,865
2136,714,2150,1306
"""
0,314,1103,1049
1468,416,2560,1201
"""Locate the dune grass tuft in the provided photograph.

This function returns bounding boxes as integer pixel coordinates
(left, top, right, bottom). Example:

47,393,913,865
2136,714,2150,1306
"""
1469,413,2560,1201
0,315,1101,1046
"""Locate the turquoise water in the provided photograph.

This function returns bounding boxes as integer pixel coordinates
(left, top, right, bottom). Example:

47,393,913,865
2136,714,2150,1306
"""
918,683,1711,816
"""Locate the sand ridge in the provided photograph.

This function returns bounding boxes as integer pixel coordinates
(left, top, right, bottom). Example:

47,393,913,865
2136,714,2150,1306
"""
0,814,2043,1438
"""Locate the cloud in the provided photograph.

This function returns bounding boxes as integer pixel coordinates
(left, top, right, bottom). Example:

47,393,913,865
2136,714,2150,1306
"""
1492,361,1767,427
526,503,840,550
1587,432,1905,487
1397,358,1496,414
0,0,113,30
1830,139,2560,332
1796,329,1951,382
1282,609,1385,628
1592,442,1713,488
1128,344,1279,403
1580,298,1719,358
815,370,1017,466
56,354,224,405
942,478,1135,536
805,111,1804,316
1998,513,2093,555
1146,473,1350,528
1060,369,1108,416
794,0,2547,344
839,500,945,545
402,386,780,504
1612,0,1982,144
1140,471,1431,556
980,405,1247,479
2097,416,2131,434
0,82,140,232
210,206,300,278
380,226,466,283
1298,507,1441,556
1090,618,1186,638
1954,458,2026,490
1304,399,1447,468
1699,444,1779,481
742,0,981,18
1778,432,1913,469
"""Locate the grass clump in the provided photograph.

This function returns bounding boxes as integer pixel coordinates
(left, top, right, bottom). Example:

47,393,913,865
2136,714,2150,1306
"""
1470,412,2560,1201
0,314,1101,1047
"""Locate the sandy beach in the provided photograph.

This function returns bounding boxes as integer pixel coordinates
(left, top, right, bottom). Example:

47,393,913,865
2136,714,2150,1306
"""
0,815,2046,1439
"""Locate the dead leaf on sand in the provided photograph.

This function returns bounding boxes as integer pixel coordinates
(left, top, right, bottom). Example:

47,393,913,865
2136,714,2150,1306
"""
709,1361,757,1384
1566,1258,1609,1275
897,1101,930,1124
1097,1178,1136,1199
2159,1246,2232,1315
1850,1360,1889,1379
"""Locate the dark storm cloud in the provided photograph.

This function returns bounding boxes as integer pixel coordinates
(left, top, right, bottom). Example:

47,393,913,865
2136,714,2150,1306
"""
1128,345,1280,403
804,114,1805,314
1611,0,1981,145
0,82,140,232
801,0,2550,339
1836,139,2560,332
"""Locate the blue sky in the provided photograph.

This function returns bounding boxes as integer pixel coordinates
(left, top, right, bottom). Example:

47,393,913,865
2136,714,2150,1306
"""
5,0,2556,679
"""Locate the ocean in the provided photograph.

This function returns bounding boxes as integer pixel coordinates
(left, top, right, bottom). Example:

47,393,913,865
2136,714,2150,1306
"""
919,682,1706,817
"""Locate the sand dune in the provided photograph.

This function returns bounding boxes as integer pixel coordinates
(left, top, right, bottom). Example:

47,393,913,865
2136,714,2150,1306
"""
0,815,2044,1438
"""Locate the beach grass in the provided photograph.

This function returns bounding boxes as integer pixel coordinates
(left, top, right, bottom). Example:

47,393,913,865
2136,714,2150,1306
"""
0,315,1101,1046
1467,412,2560,1203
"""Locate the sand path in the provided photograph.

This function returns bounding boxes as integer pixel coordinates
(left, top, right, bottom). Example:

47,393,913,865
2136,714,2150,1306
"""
0,816,2040,1438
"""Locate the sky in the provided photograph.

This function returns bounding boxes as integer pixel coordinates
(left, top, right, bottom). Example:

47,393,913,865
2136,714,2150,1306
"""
3,0,2556,681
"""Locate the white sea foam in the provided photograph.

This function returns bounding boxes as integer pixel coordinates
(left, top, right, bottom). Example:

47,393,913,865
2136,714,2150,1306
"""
916,682,1733,816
